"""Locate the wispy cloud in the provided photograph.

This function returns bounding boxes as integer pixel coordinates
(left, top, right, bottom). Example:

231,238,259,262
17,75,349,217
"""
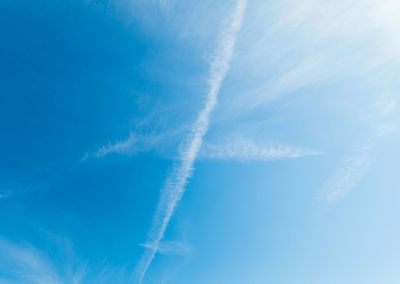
94,131,169,158
92,115,188,159
140,240,193,256
0,238,70,284
215,0,400,122
134,0,247,282
0,178,53,201
0,236,131,284
93,133,320,163
200,138,320,161
324,98,398,203
324,137,376,203
95,133,145,157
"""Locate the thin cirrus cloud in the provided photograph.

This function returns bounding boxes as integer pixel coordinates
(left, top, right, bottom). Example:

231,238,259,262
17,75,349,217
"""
0,237,79,284
324,137,377,203
323,127,391,203
200,138,321,161
92,132,319,162
140,240,193,256
0,236,132,284
323,99,398,203
216,0,400,122
0,177,55,201
134,0,247,283
95,132,162,157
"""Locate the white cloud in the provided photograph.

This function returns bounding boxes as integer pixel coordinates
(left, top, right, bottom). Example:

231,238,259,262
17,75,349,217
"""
140,240,193,256
214,0,400,122
324,123,397,203
95,134,139,157
0,236,132,284
134,1,247,283
95,132,167,157
0,180,47,201
0,238,65,284
324,140,375,203
200,138,320,161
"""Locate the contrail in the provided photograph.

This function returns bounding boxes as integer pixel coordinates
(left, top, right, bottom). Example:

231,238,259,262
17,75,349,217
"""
134,0,247,283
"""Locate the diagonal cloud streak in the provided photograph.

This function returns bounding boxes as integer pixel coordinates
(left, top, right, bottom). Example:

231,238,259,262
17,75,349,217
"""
324,124,395,203
134,1,247,283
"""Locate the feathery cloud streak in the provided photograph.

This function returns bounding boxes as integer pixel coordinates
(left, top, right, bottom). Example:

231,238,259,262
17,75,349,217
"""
134,0,247,282
323,124,398,203
0,237,90,284
140,240,193,256
0,238,62,284
200,139,321,161
324,97,398,203
324,137,377,203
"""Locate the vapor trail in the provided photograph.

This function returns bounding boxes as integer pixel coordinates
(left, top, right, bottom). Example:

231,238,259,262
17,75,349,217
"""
134,0,247,283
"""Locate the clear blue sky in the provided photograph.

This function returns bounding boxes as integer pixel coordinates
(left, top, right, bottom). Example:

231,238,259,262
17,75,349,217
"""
1,0,400,283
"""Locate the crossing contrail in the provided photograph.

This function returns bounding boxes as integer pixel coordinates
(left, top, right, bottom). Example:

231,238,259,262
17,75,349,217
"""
135,1,247,282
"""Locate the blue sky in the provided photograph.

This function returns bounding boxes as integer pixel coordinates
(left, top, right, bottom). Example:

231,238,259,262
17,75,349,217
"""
1,0,400,283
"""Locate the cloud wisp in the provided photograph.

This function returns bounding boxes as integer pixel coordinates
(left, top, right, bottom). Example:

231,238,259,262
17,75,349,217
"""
95,133,162,157
323,95,398,203
200,138,321,161
324,138,376,203
140,240,193,256
0,238,62,284
213,0,400,124
0,236,135,284
0,237,89,284
134,0,247,282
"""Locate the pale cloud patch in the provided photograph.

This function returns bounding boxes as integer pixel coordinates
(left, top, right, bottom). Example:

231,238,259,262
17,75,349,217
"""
140,240,193,256
370,0,400,54
95,132,167,157
324,108,398,203
200,138,320,161
0,236,129,284
0,178,52,201
0,238,63,284
324,138,376,203
216,0,400,121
